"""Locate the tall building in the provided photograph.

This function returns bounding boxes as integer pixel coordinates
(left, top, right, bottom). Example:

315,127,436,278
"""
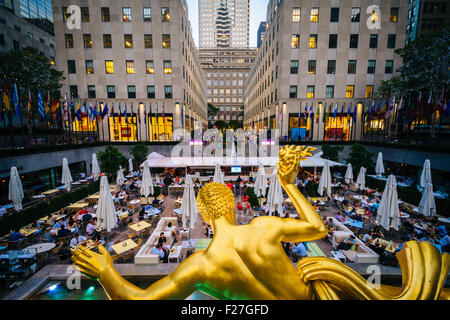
244,0,409,142
257,21,267,49
0,0,55,60
198,48,256,125
198,0,250,48
406,0,450,43
52,0,208,142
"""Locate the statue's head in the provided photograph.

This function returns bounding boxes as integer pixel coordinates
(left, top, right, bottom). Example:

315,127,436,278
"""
197,183,235,225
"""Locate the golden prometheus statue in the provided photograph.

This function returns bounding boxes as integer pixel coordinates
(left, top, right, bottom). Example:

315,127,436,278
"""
72,146,449,300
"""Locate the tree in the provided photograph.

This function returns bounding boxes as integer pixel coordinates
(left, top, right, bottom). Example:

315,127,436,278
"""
97,145,127,178
229,120,243,130
129,143,148,167
0,47,65,106
321,144,343,162
214,120,227,132
208,103,219,117
346,143,375,173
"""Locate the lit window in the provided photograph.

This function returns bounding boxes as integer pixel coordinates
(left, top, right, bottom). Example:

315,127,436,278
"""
163,60,172,74
308,60,316,74
124,34,133,48
126,60,135,74
310,8,319,22
65,34,73,48
291,34,300,48
346,85,355,98
162,34,171,48
146,60,154,74
123,7,132,22
292,8,301,22
103,34,112,48
85,60,94,74
101,7,110,22
81,7,89,22
105,60,114,74
144,34,153,48
162,8,170,22
309,34,318,49
307,86,315,98
348,60,357,74
390,8,399,22
83,34,92,48
365,85,374,98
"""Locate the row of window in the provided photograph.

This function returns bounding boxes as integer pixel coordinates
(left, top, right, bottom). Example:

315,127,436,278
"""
63,7,170,23
67,60,173,75
65,33,170,49
291,34,397,49
68,85,173,100
290,60,394,75
291,7,399,23
287,85,375,99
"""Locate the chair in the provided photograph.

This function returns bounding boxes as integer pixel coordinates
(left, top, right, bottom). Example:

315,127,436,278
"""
141,229,151,237
126,233,137,240
135,238,143,249
121,251,135,263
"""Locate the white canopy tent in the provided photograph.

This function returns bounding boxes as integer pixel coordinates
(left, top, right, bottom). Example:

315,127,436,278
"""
344,163,354,184
375,152,385,179
8,167,24,211
267,168,284,217
318,160,332,197
92,153,101,181
376,175,400,231
140,160,154,197
61,158,73,192
180,174,199,229
420,159,432,189
356,167,367,191
254,165,267,197
96,176,118,232
418,183,436,217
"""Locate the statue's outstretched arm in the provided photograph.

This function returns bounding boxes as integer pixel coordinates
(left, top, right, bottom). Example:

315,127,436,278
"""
276,146,327,243
73,245,203,300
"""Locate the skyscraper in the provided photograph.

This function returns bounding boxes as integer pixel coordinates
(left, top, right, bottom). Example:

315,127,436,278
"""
199,0,250,48
257,22,267,48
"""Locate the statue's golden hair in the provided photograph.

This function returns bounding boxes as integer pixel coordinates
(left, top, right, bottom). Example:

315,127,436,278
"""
197,183,235,225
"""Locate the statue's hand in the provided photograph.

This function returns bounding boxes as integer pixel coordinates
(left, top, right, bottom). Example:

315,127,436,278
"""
72,245,113,280
278,146,302,185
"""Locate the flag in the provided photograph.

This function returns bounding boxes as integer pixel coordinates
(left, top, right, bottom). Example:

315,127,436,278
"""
396,96,404,121
118,103,122,122
13,83,20,119
3,83,11,118
386,96,396,119
89,102,94,121
110,103,115,123
37,89,45,119
368,101,375,120
123,103,127,123
51,100,60,122
76,98,82,122
333,103,338,119
297,102,302,124
309,105,313,120
315,105,320,124
63,93,68,121
101,103,108,120
137,104,141,124
81,100,87,118
339,103,344,121
45,91,50,120
353,103,358,123
69,97,75,121
445,97,450,117
304,103,308,119
156,103,159,124
144,103,147,124
27,88,32,120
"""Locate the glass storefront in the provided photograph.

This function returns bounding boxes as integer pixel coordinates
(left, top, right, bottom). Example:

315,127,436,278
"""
109,115,138,142
324,115,354,141
289,114,314,140
148,114,173,141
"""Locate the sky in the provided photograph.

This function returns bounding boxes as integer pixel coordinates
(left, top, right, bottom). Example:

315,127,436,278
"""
186,0,270,48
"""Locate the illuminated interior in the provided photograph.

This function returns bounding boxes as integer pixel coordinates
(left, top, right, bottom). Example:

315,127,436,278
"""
325,115,353,141
109,116,137,141
148,115,173,141
71,117,98,132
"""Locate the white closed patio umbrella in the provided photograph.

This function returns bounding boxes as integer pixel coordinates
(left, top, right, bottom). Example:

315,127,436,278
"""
116,166,125,186
140,160,154,198
254,165,267,197
375,152,384,179
267,168,284,217
418,183,436,217
213,164,224,184
155,174,161,185
344,163,354,184
96,175,118,233
129,158,133,173
420,159,432,189
8,167,23,211
318,160,332,197
376,175,400,231
180,174,199,229
61,158,73,192
356,167,366,191
92,153,101,181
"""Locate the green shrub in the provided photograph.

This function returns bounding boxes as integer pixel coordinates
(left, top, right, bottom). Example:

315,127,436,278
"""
245,187,260,208
305,183,320,197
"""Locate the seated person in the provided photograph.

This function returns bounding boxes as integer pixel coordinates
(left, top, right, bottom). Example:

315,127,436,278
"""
337,235,359,251
57,225,72,238
86,219,97,236
70,233,87,247
166,222,178,244
151,243,169,263
144,203,153,212
260,202,268,214
336,213,346,222
439,234,450,253
326,218,335,237
138,207,147,221
52,220,67,230
435,222,448,237
152,198,160,207
362,231,375,243
92,231,105,246
158,232,168,246
291,242,308,261
9,229,25,242
39,227,55,243
81,212,92,222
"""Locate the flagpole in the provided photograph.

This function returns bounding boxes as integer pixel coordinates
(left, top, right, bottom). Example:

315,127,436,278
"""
17,85,26,149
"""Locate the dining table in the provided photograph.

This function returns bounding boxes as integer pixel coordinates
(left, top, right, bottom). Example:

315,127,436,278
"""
168,245,183,263
129,221,151,232
23,243,56,255
112,239,138,255
374,238,398,253
19,228,40,237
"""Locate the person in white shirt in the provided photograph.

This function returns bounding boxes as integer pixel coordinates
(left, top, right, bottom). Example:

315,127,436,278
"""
70,233,87,247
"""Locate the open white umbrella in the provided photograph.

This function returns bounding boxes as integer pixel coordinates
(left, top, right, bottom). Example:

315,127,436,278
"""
96,176,118,232
376,175,400,231
61,158,73,192
140,160,154,197
254,165,267,197
129,158,134,173
180,174,199,229
213,164,224,184
344,163,354,184
92,153,101,181
8,167,23,211
356,167,366,191
267,168,284,216
418,183,436,217
318,160,332,197
375,152,384,179
420,159,432,189
116,166,125,186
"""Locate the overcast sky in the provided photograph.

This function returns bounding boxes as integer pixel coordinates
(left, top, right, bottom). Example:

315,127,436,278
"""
186,0,270,48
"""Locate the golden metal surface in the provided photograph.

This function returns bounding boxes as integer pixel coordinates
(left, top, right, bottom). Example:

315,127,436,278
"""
72,146,449,300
